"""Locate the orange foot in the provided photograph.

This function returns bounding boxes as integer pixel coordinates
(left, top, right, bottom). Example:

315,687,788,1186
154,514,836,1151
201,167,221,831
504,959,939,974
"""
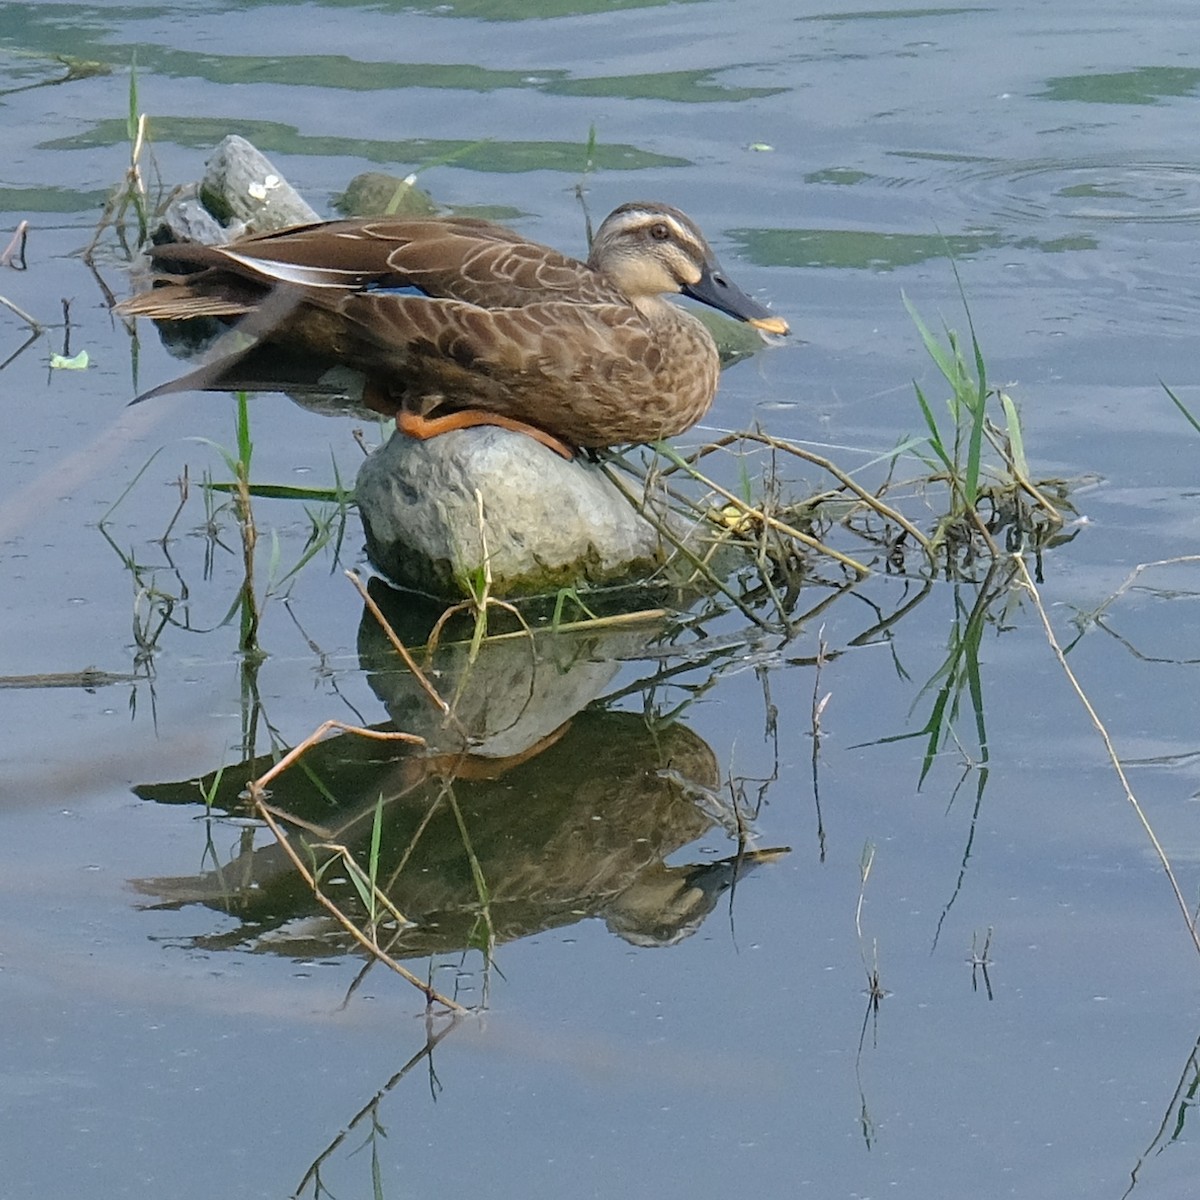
396,407,577,461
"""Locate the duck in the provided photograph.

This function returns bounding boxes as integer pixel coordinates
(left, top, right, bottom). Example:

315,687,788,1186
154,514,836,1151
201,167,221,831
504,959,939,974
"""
117,201,788,458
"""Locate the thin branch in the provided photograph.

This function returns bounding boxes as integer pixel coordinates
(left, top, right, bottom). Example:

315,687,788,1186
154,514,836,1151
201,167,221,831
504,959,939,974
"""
252,799,465,1012
346,570,451,718
250,718,424,797
0,292,45,333
0,220,29,269
1013,554,1200,958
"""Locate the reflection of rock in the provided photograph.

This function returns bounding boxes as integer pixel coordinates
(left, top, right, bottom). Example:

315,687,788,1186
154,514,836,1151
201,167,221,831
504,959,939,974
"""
133,709,786,958
357,584,664,758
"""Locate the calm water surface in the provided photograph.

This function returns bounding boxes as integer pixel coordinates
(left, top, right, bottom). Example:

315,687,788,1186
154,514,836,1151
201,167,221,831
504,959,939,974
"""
3,2,1200,1197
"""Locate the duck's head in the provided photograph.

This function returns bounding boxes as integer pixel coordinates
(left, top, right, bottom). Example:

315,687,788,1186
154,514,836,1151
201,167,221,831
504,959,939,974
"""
590,201,789,335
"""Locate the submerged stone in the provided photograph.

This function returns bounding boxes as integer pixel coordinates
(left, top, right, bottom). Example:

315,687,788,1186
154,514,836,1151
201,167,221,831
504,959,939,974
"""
333,172,438,218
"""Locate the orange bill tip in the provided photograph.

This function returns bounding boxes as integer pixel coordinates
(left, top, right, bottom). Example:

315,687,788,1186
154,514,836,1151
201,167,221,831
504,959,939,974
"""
749,315,789,336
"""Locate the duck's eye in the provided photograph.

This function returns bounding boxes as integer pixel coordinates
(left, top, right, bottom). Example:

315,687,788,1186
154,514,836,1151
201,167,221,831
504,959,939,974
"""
649,223,670,242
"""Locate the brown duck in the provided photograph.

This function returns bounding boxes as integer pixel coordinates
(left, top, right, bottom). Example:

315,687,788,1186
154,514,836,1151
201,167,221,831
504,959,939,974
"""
118,201,788,457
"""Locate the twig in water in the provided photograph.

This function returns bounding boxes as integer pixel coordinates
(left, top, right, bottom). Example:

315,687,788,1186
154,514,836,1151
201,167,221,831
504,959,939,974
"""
253,798,463,1012
598,458,774,631
346,569,451,718
810,627,830,861
244,719,465,1009
0,220,28,269
969,927,994,1000
654,441,871,577
856,842,885,1010
250,719,424,797
1013,554,1200,958
60,297,72,357
0,291,44,333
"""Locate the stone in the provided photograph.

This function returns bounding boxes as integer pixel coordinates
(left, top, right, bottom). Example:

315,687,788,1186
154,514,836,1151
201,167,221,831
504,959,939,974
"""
356,426,673,599
150,188,230,247
332,171,438,218
198,135,320,232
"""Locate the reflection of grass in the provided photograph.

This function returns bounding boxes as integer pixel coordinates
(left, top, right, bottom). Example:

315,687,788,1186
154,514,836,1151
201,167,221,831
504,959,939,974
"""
99,391,352,685
246,720,464,1012
864,565,999,789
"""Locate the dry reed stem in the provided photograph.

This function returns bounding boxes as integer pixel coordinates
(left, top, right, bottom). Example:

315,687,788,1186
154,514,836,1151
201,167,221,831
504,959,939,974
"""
252,799,464,1012
1083,554,1200,627
675,431,933,554
0,219,28,268
249,719,424,796
291,1014,462,1196
0,291,44,333
491,607,669,642
1013,554,1200,958
130,112,147,180
652,445,872,576
346,570,451,717
982,423,1066,519
599,461,774,630
309,839,412,929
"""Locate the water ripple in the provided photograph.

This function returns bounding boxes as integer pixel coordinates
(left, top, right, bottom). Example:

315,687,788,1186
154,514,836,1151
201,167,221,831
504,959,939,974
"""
894,152,1200,226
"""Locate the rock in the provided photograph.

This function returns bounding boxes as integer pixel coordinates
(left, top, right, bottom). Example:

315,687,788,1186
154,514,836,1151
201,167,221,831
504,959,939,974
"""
356,426,673,599
198,135,320,232
151,188,230,247
332,171,438,218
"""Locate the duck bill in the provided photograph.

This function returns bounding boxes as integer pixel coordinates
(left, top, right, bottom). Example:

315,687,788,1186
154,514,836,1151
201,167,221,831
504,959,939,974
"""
683,261,789,335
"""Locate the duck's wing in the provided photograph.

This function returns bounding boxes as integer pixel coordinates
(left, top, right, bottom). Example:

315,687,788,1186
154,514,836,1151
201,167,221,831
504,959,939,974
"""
328,289,659,396
140,217,625,309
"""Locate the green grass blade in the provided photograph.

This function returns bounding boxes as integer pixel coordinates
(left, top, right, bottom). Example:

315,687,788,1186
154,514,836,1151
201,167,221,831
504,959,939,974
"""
1163,382,1200,437
235,392,253,473
912,382,953,473
204,481,353,503
127,52,138,144
369,792,384,908
1000,392,1029,479
903,291,958,385
190,436,240,480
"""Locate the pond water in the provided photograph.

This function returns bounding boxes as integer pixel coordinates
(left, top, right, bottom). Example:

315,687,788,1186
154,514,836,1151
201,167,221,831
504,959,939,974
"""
4,2,1200,1197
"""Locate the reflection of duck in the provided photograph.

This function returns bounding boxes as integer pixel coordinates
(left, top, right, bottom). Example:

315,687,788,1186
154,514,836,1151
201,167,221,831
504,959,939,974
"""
133,710,788,958
117,202,788,456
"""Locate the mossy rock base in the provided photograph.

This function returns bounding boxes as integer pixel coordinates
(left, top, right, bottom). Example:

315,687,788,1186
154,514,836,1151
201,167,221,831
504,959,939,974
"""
356,426,671,600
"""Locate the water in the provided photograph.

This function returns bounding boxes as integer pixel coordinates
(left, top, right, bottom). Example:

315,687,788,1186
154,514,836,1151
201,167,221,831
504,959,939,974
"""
3,2,1200,1197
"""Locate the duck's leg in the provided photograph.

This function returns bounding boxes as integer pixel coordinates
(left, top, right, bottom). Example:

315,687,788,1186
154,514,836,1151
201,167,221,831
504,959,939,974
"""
396,407,578,461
